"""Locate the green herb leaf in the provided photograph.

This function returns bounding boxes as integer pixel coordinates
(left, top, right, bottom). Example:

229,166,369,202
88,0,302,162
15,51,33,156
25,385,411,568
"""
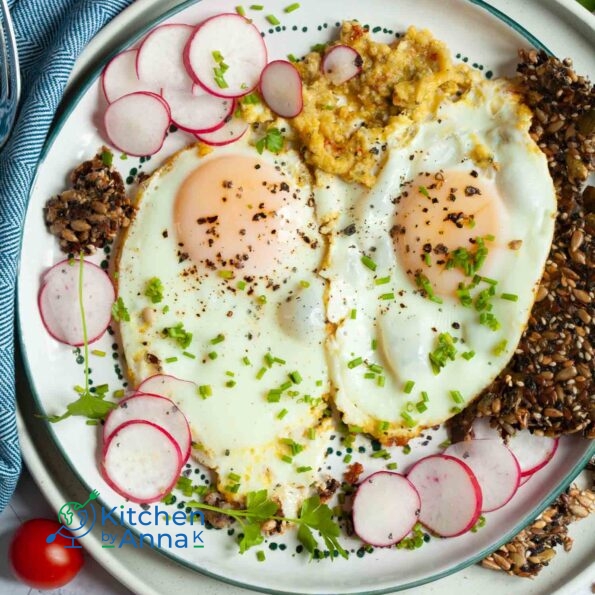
255,128,284,155
100,149,113,167
239,521,265,553
112,297,130,322
144,277,164,304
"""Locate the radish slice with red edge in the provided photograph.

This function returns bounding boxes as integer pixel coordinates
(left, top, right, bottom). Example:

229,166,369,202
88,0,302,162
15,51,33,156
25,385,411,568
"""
137,374,198,399
519,474,533,486
445,439,521,512
136,24,194,90
101,50,158,103
195,111,248,146
407,454,482,537
184,13,267,98
505,430,559,477
322,45,363,85
161,84,233,133
259,60,303,118
104,92,171,156
103,392,191,463
38,259,114,346
352,471,420,547
102,420,181,503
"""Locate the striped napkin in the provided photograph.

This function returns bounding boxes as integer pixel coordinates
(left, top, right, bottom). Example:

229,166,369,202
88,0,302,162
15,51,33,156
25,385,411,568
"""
0,0,133,512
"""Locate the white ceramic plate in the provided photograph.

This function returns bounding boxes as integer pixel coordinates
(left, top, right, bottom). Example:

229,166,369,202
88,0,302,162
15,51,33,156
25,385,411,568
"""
17,0,595,593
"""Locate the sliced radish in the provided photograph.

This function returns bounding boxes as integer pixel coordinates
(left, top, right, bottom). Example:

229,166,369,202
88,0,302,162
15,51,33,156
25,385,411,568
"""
38,259,115,346
445,439,520,512
137,373,198,399
104,92,171,156
103,392,191,463
519,474,533,486
101,50,158,103
352,472,420,547
184,13,267,98
505,430,559,477
322,45,363,85
136,24,194,90
407,454,482,537
161,84,233,133
195,111,248,146
471,417,501,440
102,420,182,503
259,60,303,118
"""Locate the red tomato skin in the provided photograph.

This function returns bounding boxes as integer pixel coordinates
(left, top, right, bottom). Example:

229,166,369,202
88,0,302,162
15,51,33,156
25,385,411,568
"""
9,518,84,589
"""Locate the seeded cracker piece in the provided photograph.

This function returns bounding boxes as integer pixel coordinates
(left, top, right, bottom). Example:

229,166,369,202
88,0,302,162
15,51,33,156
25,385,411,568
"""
450,51,595,443
481,483,595,577
44,147,135,254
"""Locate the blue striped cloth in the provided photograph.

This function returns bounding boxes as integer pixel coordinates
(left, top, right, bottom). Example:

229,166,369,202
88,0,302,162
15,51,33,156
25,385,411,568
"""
0,0,133,512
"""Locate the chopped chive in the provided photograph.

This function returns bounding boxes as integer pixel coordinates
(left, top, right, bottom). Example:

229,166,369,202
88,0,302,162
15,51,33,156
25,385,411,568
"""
371,339,377,350
438,439,451,449
226,380,236,388
386,462,398,470
257,366,268,378
226,371,235,377
229,472,241,482
450,406,462,413
348,357,363,369
450,390,464,404
501,293,519,302
421,391,429,402
274,356,286,365
264,352,275,367
182,351,196,359
300,280,310,288
250,4,263,9
493,339,508,356
361,255,377,271
228,483,241,493
284,2,300,12
258,295,267,304
415,401,428,413
307,427,316,440
485,234,495,242
368,363,383,374
315,379,323,387
266,14,280,25
378,420,389,431
297,465,312,473
162,305,170,314
210,334,225,345
242,356,252,366
198,385,212,398
74,385,85,394
375,276,391,285
350,308,357,319
267,390,281,402
277,408,288,419
406,401,415,412
480,276,498,286
113,389,125,399
280,454,293,464
371,449,391,459
364,372,376,379
279,381,292,391
236,5,246,16
418,185,430,198
403,444,412,454
424,253,432,266
86,420,99,426
91,349,106,357
343,454,352,464
348,425,363,433
376,375,386,387
165,356,178,363
256,550,266,562
404,380,415,394
236,280,247,290
95,384,109,394
289,371,303,384
400,411,417,428
208,351,218,360
287,53,298,62
461,350,476,360
380,292,395,301
287,390,299,397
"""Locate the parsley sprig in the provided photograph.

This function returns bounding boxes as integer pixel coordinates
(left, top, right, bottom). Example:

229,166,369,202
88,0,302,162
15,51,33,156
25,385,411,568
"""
187,489,348,558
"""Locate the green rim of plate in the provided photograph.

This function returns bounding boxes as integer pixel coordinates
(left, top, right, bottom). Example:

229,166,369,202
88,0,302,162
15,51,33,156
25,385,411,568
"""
18,0,591,594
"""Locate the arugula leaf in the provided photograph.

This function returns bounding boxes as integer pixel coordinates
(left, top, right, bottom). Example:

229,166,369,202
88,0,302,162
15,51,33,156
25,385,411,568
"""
255,128,284,155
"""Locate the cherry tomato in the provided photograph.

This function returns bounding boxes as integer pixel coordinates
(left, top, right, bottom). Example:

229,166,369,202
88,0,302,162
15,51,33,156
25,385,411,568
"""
9,518,84,589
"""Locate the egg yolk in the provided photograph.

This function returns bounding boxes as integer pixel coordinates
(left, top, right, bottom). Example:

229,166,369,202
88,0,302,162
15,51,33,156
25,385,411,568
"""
393,170,502,297
175,155,296,278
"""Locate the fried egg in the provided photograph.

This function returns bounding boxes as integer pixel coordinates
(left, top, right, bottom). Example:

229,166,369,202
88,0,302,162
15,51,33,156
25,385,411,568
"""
117,139,331,514
323,79,557,443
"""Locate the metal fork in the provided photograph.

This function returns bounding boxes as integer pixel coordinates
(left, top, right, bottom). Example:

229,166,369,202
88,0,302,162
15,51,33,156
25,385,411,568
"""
0,0,20,149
